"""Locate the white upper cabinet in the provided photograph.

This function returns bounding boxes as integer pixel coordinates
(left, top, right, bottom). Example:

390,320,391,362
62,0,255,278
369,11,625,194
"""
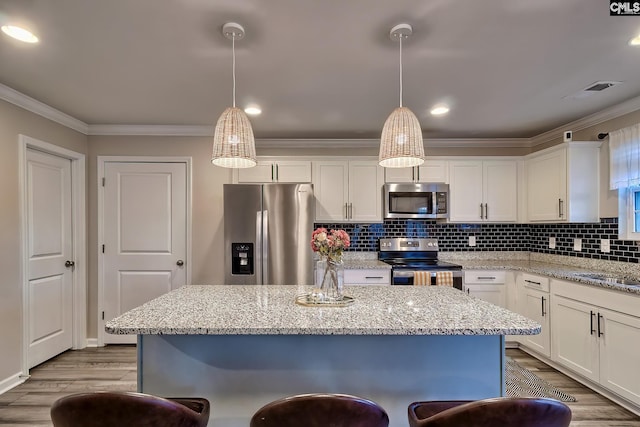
313,160,384,222
384,160,448,183
449,160,518,222
526,142,600,222
236,160,312,183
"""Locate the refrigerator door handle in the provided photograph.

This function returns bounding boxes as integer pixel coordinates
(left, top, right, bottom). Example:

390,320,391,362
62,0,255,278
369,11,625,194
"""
262,209,269,285
256,211,263,285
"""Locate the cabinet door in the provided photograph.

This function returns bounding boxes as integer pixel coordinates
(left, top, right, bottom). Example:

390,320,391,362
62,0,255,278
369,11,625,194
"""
237,161,275,182
527,149,567,221
418,160,449,183
348,161,383,222
550,295,599,382
384,167,415,183
599,308,640,405
274,161,312,183
522,288,551,357
449,161,484,222
313,161,349,221
463,284,506,308
483,161,517,222
344,269,390,285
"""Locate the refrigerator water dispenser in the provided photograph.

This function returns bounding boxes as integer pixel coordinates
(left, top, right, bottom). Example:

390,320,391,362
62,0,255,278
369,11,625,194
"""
231,243,254,275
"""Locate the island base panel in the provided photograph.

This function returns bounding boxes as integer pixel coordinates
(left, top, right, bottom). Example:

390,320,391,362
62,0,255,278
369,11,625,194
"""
139,334,504,427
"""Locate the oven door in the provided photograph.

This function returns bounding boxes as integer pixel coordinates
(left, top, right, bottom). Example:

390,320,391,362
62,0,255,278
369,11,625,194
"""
392,269,463,290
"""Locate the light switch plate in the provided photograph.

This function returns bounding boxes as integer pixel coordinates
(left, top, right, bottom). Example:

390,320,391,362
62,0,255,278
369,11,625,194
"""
549,237,556,249
468,236,476,247
601,239,611,253
574,238,582,251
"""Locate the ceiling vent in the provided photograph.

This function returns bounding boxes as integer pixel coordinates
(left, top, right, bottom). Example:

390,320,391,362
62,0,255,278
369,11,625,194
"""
564,81,622,100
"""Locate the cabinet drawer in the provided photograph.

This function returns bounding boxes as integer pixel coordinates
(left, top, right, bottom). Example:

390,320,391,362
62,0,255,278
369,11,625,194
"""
344,269,390,285
465,270,506,284
522,273,550,292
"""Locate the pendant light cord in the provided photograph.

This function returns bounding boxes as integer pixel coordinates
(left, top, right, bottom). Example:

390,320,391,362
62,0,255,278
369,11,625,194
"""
232,34,236,108
399,35,403,108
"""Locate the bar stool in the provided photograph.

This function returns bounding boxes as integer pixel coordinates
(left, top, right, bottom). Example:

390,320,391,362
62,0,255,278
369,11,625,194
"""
50,391,210,427
250,393,389,427
408,397,571,427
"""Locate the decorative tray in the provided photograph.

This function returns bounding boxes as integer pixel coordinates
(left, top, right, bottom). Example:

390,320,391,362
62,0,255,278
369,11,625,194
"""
295,294,355,307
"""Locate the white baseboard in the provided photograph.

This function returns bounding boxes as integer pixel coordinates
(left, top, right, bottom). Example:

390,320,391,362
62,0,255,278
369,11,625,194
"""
86,338,100,347
0,372,26,395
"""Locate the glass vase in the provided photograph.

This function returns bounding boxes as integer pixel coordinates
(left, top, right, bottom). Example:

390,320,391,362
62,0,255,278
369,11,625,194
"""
319,257,344,301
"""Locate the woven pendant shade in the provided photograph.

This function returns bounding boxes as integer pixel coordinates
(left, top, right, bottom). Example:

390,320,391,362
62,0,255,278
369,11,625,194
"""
212,107,257,168
379,106,425,168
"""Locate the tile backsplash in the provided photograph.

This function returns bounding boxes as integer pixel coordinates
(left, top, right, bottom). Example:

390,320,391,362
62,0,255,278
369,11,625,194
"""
314,218,639,264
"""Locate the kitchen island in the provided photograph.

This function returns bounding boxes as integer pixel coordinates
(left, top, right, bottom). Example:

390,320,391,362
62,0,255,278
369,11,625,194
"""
106,285,539,427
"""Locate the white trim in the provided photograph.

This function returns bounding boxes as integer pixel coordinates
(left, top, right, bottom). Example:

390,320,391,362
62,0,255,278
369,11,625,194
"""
0,372,26,395
0,84,88,134
85,338,100,348
97,156,193,346
530,94,640,147
18,135,87,377
89,124,213,136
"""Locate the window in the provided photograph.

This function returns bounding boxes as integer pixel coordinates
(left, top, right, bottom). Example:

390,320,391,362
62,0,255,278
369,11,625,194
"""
618,186,640,240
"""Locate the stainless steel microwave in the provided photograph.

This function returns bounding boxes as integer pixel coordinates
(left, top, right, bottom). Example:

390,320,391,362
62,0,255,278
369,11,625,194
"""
383,183,449,219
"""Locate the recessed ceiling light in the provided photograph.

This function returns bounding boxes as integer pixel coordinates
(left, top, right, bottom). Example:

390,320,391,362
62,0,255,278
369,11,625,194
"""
430,104,450,116
629,34,640,46
1,25,39,43
244,105,262,115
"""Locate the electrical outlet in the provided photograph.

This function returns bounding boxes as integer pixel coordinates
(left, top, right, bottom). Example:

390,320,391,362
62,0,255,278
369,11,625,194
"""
468,236,476,247
549,237,556,249
601,239,611,253
573,238,582,251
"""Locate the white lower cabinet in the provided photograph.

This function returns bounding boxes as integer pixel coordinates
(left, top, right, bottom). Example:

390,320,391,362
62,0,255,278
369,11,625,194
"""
463,271,507,307
516,273,551,357
551,279,640,406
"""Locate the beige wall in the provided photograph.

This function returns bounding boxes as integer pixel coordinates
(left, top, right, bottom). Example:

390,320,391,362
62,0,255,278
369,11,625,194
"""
0,100,87,384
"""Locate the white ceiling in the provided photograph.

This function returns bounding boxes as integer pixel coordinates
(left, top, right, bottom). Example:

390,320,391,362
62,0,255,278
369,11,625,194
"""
0,0,639,140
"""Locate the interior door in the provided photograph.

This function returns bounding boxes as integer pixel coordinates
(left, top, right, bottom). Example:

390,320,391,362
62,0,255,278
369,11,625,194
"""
26,149,73,368
103,162,187,344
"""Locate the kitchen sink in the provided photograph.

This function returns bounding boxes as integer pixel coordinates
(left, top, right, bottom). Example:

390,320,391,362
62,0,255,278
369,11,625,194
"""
575,272,640,288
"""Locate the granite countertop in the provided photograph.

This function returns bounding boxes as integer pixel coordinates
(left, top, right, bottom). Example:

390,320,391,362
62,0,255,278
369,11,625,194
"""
457,260,640,295
105,285,540,336
342,259,390,270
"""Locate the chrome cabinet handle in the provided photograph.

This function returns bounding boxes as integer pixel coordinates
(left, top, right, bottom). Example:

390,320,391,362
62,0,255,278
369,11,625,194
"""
590,310,595,335
541,296,546,316
275,164,279,181
485,203,488,220
349,203,353,219
480,204,484,220
559,198,564,218
416,167,420,182
271,164,275,181
412,167,415,182
477,276,496,280
524,279,541,286
365,276,384,279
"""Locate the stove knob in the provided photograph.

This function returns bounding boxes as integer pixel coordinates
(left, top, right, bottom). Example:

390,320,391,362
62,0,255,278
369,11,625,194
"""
427,242,433,247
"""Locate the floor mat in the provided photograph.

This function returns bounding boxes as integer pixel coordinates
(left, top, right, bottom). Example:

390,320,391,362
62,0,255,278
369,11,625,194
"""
506,357,577,402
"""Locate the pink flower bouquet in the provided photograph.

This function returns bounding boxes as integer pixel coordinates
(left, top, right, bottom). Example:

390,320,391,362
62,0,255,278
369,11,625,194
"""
310,227,350,261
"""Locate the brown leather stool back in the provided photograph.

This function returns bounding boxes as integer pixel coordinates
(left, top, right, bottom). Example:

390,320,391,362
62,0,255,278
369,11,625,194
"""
250,393,389,427
408,397,571,427
50,391,210,427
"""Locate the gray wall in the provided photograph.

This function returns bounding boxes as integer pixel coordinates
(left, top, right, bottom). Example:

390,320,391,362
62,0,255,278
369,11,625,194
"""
0,100,87,385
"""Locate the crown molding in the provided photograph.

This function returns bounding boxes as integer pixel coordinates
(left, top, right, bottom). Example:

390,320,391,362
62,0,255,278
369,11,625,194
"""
530,94,640,147
426,138,529,148
0,83,89,134
88,124,214,136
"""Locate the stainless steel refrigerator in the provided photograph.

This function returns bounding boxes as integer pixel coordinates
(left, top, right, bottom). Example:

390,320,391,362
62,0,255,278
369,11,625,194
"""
224,183,315,285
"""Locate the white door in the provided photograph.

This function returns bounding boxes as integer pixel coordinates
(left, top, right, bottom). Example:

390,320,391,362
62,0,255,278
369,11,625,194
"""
449,161,483,222
348,161,384,222
483,161,518,222
26,149,73,368
103,162,187,344
313,161,349,221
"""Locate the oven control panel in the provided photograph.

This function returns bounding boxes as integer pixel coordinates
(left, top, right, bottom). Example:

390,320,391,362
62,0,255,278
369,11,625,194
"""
380,238,438,251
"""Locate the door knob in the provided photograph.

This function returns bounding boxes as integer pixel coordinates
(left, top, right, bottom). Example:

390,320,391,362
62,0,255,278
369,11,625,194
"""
65,260,75,268
176,260,184,267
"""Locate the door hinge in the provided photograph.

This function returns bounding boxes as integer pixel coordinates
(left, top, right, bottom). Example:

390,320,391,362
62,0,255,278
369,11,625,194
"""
102,177,105,186
102,244,105,253
102,311,105,320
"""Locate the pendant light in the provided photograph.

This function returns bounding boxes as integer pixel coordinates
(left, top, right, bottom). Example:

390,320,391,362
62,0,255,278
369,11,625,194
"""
379,23,425,168
212,22,257,169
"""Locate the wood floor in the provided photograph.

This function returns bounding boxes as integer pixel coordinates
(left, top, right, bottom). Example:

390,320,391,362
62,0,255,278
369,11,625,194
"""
0,346,638,426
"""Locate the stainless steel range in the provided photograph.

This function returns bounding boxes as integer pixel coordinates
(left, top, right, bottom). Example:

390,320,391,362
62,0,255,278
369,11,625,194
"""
379,238,463,288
